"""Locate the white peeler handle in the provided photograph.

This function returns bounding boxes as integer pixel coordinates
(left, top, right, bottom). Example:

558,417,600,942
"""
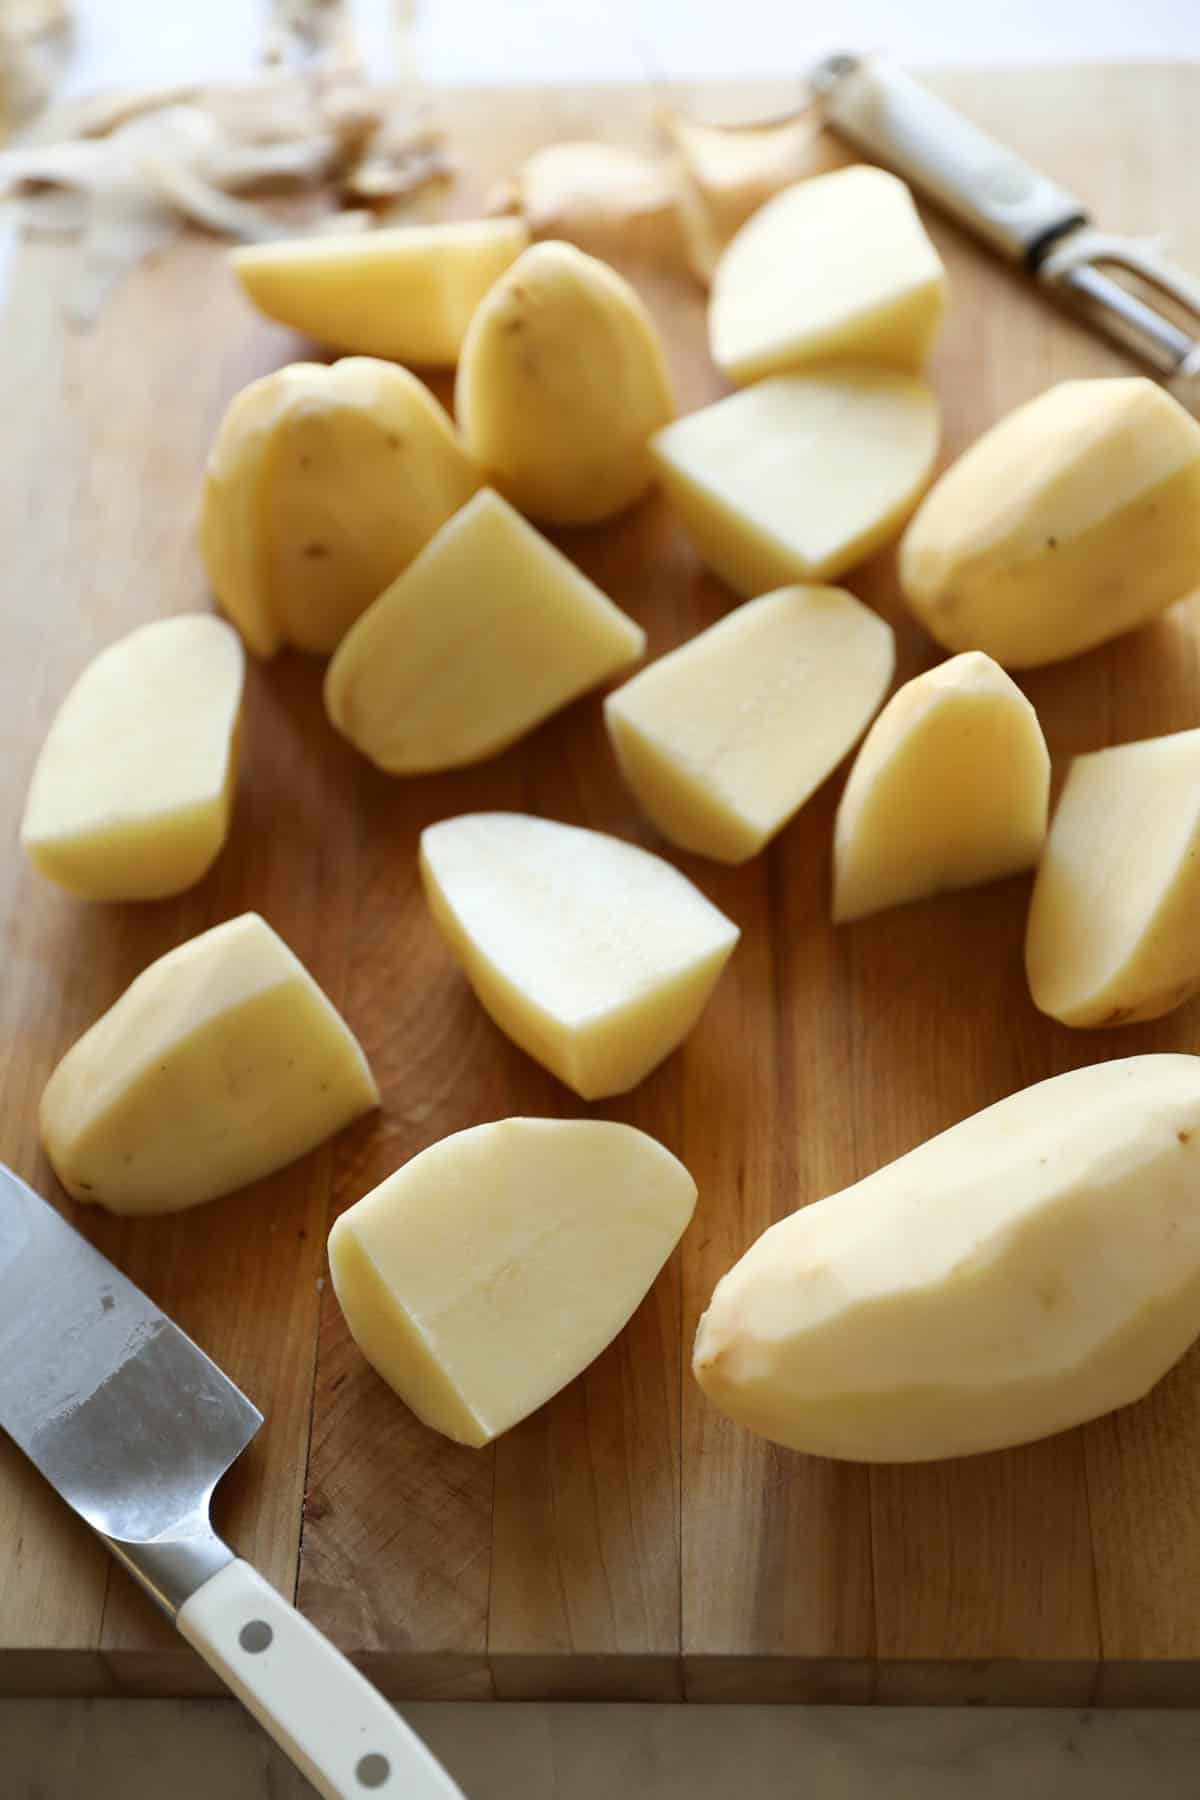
177,1559,464,1800
813,53,1088,264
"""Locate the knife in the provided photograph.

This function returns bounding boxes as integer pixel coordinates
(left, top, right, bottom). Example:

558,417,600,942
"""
809,52,1200,395
0,1162,464,1800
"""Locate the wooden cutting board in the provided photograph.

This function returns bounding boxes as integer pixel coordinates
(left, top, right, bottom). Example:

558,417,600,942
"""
4,64,1200,1708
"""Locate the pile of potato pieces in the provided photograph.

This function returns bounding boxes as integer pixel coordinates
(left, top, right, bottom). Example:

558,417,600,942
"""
21,152,1200,1465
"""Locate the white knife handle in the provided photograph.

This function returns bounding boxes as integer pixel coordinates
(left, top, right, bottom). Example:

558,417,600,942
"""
177,1559,464,1800
813,53,1088,264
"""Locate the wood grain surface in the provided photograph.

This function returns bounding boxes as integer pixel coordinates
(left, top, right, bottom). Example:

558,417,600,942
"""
3,65,1200,1704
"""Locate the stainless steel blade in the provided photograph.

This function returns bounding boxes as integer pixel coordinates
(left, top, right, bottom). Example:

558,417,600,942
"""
0,1164,261,1611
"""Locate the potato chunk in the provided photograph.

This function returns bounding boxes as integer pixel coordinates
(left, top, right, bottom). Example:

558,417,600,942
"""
199,358,480,657
21,616,245,902
325,489,644,773
833,651,1049,922
1027,730,1200,1027
694,1056,1200,1461
231,218,530,365
420,812,739,1099
900,377,1200,667
709,166,946,384
329,1118,696,1446
455,240,674,525
606,585,894,863
41,914,378,1214
651,367,938,598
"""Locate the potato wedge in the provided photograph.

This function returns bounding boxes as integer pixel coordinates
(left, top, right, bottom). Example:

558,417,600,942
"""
231,218,530,365
41,914,378,1214
200,357,480,656
900,377,1200,667
21,615,244,902
455,240,674,525
694,1056,1200,1461
326,488,644,773
709,165,946,384
650,366,938,598
420,812,739,1099
833,651,1049,922
329,1118,696,1446
606,585,894,863
1027,730,1200,1027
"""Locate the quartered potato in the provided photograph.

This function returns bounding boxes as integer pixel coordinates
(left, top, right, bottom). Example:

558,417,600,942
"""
325,488,644,773
199,357,480,656
709,166,946,384
21,615,244,902
420,812,739,1099
833,651,1049,922
455,240,674,525
606,585,894,863
695,1056,1200,1461
651,366,938,597
329,1117,696,1446
41,914,378,1214
231,218,530,365
1026,729,1200,1027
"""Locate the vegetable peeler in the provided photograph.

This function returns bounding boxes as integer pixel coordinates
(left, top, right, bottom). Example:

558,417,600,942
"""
810,52,1200,398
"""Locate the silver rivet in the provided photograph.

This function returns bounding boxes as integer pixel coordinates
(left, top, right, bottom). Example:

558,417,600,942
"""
356,1752,391,1788
238,1620,273,1654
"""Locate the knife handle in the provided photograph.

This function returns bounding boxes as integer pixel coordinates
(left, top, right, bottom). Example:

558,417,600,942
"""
177,1559,464,1800
812,53,1088,265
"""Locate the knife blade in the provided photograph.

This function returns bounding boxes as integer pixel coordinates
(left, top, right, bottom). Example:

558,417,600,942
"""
0,1163,464,1800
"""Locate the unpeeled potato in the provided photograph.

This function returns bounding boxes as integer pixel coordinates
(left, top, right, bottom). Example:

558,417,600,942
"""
199,357,480,656
455,240,675,525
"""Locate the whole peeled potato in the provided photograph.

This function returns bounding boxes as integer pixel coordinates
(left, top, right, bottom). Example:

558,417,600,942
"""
455,241,674,525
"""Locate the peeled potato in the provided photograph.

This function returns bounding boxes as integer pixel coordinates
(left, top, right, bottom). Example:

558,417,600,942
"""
709,165,946,385
833,652,1049,922
694,1055,1200,1461
326,488,644,773
1027,730,1200,1027
455,240,674,525
606,585,894,863
420,812,739,1099
651,366,938,597
199,357,480,657
900,377,1200,668
231,218,530,365
329,1118,696,1446
41,914,378,1215
21,615,244,901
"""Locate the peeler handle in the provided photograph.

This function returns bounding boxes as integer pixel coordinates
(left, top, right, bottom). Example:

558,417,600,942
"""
812,53,1087,265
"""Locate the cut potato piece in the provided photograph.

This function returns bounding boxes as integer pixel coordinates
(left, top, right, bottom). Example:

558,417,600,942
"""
651,366,938,597
231,218,530,365
694,1055,1200,1461
41,913,378,1215
199,357,480,657
420,812,739,1099
1027,730,1200,1027
900,377,1200,668
710,165,946,385
21,616,244,901
606,585,894,863
326,489,644,773
329,1117,696,1446
516,140,686,266
833,651,1049,922
455,240,674,525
